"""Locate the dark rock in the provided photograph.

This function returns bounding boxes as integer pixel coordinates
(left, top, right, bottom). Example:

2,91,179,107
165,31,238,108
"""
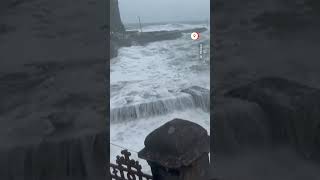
110,0,125,33
110,40,118,59
138,119,209,168
110,0,126,59
226,77,320,160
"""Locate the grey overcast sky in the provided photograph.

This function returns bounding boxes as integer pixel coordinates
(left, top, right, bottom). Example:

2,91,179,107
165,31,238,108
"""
118,0,210,24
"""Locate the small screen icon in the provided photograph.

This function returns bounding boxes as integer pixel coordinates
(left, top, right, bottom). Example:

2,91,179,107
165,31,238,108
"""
191,32,200,40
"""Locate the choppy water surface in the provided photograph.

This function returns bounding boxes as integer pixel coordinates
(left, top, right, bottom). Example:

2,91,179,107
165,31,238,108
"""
110,23,210,173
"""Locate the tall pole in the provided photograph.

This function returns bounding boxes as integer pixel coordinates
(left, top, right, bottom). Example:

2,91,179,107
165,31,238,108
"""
138,16,143,32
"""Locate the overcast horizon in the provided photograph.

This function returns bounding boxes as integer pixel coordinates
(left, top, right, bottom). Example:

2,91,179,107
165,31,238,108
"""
118,0,210,24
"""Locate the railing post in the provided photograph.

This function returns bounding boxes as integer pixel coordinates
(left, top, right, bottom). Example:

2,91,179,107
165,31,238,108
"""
138,119,210,180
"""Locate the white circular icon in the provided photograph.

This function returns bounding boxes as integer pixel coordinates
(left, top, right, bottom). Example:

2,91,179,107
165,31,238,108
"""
191,32,199,40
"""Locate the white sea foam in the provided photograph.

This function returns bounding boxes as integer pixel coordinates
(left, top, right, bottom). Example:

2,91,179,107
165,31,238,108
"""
111,24,210,108
110,23,210,174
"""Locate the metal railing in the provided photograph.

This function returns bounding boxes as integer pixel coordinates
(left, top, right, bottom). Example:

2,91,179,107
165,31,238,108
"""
110,150,153,180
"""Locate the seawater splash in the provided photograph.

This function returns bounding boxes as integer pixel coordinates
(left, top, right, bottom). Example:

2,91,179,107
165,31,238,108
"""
111,93,195,122
111,86,210,122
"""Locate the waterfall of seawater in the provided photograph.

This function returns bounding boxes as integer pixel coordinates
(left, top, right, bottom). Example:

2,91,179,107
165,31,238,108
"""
111,86,210,122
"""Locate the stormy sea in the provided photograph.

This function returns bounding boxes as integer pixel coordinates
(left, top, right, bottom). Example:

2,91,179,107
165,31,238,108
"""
110,22,210,173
